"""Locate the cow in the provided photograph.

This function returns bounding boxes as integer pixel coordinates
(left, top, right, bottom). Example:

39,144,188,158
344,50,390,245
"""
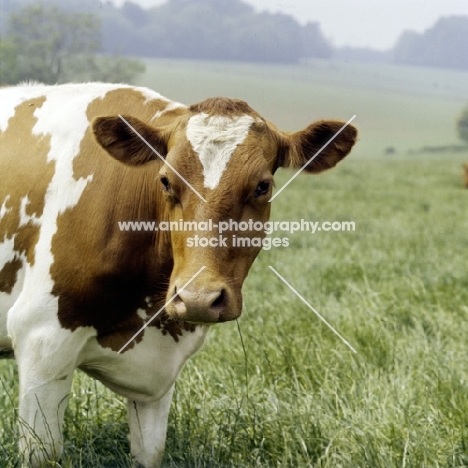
463,163,468,188
0,83,357,467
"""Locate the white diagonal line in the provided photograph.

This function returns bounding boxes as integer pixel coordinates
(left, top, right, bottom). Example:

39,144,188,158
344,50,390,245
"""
268,266,357,353
117,266,206,354
118,115,207,203
269,115,356,202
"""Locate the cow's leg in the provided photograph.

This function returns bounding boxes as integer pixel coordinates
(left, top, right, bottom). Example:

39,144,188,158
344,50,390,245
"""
8,300,92,467
127,385,175,468
16,365,74,466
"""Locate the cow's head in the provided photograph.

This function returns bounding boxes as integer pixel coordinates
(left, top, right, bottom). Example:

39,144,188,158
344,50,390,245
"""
93,97,357,324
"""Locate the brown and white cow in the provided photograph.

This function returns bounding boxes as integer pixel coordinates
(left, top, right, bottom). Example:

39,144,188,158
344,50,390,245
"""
0,83,357,467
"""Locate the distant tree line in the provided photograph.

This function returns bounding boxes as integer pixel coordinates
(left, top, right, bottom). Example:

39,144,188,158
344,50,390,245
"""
1,0,467,79
334,16,468,70
0,0,332,70
105,0,332,62
393,16,468,70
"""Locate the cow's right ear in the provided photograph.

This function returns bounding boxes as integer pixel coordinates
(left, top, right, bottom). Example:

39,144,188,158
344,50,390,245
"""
92,115,169,166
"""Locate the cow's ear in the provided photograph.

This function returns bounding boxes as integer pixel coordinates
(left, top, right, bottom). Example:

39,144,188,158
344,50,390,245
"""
92,115,169,166
276,120,358,173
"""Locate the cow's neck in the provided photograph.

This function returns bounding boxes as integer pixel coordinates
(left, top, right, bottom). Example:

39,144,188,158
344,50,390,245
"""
51,158,176,350
111,162,173,293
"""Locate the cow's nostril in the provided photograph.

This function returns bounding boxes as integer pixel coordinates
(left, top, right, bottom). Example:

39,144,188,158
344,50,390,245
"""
210,289,226,311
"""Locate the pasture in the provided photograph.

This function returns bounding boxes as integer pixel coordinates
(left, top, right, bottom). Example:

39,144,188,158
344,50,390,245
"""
1,58,468,466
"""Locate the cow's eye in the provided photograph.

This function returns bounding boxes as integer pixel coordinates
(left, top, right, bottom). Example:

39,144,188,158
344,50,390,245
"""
254,180,270,198
160,176,171,192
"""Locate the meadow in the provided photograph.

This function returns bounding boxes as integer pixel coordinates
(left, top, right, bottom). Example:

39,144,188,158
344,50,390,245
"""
1,58,468,467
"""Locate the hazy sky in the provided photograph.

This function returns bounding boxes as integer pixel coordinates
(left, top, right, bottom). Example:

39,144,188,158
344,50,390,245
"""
110,0,468,50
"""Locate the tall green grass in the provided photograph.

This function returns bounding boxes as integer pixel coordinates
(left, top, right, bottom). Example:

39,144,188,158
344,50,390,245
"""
1,59,468,466
1,154,467,467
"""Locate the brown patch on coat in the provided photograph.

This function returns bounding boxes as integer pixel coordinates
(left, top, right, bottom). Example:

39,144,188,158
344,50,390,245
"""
463,163,468,188
50,88,183,352
73,89,176,180
150,311,197,343
0,257,22,294
0,96,55,295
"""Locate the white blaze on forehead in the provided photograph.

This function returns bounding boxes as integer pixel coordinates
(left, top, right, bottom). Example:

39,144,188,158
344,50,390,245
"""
186,113,256,189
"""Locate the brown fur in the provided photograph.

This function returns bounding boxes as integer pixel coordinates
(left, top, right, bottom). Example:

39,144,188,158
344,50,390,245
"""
0,97,55,295
189,97,258,118
0,258,22,294
51,89,175,352
464,163,468,188
278,120,358,173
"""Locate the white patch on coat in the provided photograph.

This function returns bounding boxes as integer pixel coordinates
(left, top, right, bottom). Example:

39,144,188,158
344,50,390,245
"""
0,263,24,349
0,87,40,133
137,308,148,320
152,100,186,120
0,196,11,221
18,196,41,227
78,325,209,401
0,236,17,272
186,113,256,189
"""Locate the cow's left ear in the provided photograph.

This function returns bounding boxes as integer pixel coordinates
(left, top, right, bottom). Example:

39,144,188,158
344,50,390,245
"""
275,120,358,173
92,115,170,166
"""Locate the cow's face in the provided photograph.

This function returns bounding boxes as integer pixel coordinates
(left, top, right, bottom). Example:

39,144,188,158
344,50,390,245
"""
93,98,357,324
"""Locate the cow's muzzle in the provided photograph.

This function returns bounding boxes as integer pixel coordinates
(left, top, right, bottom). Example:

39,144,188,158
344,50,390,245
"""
166,283,238,323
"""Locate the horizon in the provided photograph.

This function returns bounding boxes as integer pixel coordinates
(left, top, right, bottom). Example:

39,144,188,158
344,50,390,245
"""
109,0,468,51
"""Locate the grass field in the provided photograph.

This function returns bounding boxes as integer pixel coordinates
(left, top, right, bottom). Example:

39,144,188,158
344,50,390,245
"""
137,58,468,155
1,58,468,467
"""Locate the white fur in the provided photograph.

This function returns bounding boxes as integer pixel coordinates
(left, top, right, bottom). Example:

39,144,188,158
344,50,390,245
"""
78,325,209,467
186,113,256,189
0,239,24,350
0,235,16,272
0,86,41,133
18,195,41,227
0,195,11,220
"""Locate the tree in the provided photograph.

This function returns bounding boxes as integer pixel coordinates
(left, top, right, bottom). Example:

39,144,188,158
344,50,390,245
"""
8,4,100,83
2,3,145,85
457,105,468,145
92,55,146,84
0,41,18,84
100,0,331,63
